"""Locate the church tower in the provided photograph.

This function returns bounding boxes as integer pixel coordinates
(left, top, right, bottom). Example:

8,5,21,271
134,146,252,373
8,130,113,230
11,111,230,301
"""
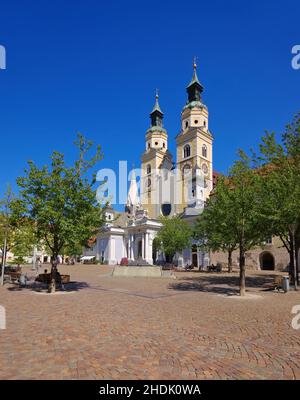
141,92,172,219
176,60,213,214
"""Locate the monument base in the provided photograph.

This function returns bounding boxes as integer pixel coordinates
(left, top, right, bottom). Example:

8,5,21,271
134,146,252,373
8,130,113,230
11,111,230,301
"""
112,266,175,278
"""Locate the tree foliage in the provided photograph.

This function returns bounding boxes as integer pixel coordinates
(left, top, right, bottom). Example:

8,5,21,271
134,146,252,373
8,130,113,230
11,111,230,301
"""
194,176,238,272
195,154,267,295
251,112,300,285
156,216,192,262
0,187,36,262
15,134,105,292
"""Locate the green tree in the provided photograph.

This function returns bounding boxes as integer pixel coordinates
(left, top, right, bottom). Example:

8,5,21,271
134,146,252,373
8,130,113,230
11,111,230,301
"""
15,134,105,292
1,187,36,284
194,176,238,273
0,187,14,284
156,216,192,263
196,155,266,296
251,112,300,287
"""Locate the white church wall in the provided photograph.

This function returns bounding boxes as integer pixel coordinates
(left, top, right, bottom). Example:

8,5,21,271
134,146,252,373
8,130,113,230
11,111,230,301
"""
114,236,124,264
98,238,109,263
183,248,191,265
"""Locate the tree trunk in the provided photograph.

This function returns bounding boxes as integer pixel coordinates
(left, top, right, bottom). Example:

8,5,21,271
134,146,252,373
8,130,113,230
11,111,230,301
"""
228,249,233,273
289,233,298,290
295,245,299,286
48,260,57,293
239,247,246,296
288,248,294,283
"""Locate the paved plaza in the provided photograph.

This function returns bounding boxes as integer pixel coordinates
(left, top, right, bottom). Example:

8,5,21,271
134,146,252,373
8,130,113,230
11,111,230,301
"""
0,265,299,380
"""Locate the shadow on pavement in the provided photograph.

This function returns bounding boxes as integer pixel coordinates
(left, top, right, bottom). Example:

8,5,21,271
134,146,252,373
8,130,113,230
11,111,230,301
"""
6,280,90,293
168,273,280,295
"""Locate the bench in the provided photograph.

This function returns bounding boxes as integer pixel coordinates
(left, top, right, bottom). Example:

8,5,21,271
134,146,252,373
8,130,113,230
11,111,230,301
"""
207,264,222,272
6,271,22,283
35,273,70,286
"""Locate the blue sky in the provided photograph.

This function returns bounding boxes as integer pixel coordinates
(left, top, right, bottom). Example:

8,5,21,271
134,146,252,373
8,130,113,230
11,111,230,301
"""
0,0,299,208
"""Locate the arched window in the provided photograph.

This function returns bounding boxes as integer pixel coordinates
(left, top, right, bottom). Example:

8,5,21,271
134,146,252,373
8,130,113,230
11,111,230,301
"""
161,203,171,216
183,144,191,158
182,164,191,177
202,144,207,158
185,121,189,129
146,164,151,175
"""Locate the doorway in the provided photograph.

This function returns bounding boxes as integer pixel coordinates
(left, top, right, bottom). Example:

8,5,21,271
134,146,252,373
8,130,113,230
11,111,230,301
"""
260,252,275,270
192,253,198,268
137,240,142,258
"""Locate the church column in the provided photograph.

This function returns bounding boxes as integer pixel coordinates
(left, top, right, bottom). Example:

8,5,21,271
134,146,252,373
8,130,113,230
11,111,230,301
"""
142,234,145,259
129,234,133,260
107,237,111,264
128,235,131,259
145,232,152,264
144,233,148,261
131,234,134,260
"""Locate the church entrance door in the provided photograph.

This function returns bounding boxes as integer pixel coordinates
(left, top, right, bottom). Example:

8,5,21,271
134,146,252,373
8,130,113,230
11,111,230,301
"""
137,240,142,258
192,253,198,268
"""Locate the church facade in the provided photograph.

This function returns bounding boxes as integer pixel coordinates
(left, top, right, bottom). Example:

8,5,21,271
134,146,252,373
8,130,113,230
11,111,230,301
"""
85,62,212,268
84,63,292,272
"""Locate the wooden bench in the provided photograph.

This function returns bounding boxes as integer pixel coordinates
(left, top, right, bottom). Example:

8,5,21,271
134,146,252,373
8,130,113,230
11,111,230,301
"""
35,273,70,285
208,264,222,272
6,271,22,283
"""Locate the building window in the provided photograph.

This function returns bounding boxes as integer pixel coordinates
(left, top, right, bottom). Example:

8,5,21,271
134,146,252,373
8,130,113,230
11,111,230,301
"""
183,144,191,158
182,164,191,177
265,237,273,245
148,142,150,149
163,142,165,148
146,164,151,175
194,120,198,124
204,120,206,127
155,141,158,146
202,144,207,158
161,203,171,216
147,178,151,188
185,121,189,129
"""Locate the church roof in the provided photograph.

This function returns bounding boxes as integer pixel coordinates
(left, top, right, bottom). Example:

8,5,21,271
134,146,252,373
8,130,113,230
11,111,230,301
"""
112,212,129,228
187,67,201,88
146,126,167,134
182,100,207,111
151,95,163,114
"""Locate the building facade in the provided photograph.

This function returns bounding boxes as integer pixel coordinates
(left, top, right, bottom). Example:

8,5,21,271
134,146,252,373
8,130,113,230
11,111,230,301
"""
84,62,292,271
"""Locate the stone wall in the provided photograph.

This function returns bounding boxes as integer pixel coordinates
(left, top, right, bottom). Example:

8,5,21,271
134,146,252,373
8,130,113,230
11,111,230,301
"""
210,237,294,271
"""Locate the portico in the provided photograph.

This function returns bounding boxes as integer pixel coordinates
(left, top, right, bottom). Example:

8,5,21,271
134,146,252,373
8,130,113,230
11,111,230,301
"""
126,218,162,265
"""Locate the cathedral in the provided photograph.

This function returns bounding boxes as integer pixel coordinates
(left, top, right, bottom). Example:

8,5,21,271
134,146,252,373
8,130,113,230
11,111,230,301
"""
84,61,214,268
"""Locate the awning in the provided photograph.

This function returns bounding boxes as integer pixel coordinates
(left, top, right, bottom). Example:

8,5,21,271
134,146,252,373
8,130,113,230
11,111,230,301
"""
80,256,96,261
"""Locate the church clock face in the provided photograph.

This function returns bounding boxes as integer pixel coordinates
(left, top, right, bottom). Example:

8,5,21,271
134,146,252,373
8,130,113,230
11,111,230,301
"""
202,163,208,175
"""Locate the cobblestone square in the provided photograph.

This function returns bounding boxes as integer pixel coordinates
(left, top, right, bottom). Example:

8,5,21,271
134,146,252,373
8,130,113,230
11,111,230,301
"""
0,265,299,380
